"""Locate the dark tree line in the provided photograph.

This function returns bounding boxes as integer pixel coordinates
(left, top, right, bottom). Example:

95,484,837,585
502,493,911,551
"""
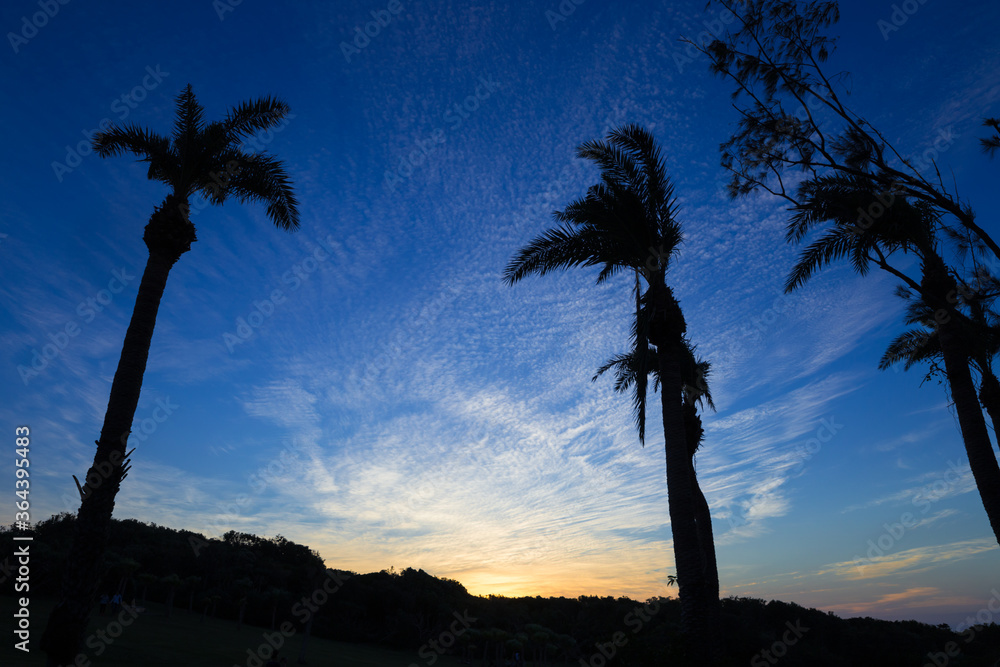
5,516,1000,666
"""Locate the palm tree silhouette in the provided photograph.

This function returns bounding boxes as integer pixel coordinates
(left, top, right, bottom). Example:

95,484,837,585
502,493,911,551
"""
594,330,720,603
786,172,1000,545
41,84,299,665
880,276,1000,437
504,124,721,657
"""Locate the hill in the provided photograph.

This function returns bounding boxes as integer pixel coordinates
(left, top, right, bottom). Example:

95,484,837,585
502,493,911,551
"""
3,515,999,665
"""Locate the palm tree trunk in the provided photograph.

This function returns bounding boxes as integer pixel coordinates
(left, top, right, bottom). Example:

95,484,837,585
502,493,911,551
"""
298,614,313,664
686,407,720,602
658,348,722,661
691,468,720,601
648,281,722,662
40,196,192,666
978,366,1000,441
938,324,1000,544
166,585,176,618
925,256,1000,546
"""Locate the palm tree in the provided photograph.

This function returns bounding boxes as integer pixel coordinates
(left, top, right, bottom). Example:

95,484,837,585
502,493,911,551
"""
136,572,158,606
235,576,254,632
161,573,182,618
786,172,1000,544
594,333,720,603
40,84,299,666
504,124,721,657
880,278,1000,438
185,575,203,612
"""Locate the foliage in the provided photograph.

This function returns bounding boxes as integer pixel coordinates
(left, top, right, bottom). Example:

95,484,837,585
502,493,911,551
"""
4,517,1000,665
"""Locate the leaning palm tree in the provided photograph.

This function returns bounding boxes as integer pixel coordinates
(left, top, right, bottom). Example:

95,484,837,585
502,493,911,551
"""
594,330,720,603
786,172,1000,545
504,124,721,658
41,84,299,666
880,279,1000,437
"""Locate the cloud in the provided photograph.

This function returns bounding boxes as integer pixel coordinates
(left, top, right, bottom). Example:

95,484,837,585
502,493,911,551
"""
842,460,976,513
819,538,998,582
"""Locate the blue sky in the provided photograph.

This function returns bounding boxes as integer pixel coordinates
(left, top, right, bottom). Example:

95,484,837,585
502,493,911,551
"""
2,0,1000,629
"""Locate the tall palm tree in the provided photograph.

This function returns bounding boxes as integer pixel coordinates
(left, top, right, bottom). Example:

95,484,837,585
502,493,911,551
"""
594,332,720,603
786,172,1000,545
40,84,299,666
504,124,721,657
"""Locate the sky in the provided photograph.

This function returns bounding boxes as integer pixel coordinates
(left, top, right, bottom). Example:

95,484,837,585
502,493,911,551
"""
2,0,1000,630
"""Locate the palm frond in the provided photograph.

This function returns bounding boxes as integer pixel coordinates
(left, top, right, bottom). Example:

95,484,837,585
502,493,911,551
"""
503,224,612,285
92,124,170,160
218,153,300,230
577,139,644,198
879,328,939,371
171,84,206,157
224,96,291,141
981,118,1000,157
785,225,863,292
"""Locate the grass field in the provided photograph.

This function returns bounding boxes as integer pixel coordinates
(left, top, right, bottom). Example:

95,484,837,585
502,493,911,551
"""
1,596,468,667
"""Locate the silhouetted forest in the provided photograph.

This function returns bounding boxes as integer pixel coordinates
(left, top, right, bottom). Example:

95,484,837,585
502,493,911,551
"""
4,515,999,665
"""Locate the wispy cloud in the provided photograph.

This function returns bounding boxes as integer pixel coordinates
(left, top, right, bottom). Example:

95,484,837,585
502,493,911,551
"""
819,538,998,581
842,460,976,513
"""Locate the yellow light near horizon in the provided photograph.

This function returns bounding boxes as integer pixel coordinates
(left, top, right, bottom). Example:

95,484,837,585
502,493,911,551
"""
450,563,677,602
